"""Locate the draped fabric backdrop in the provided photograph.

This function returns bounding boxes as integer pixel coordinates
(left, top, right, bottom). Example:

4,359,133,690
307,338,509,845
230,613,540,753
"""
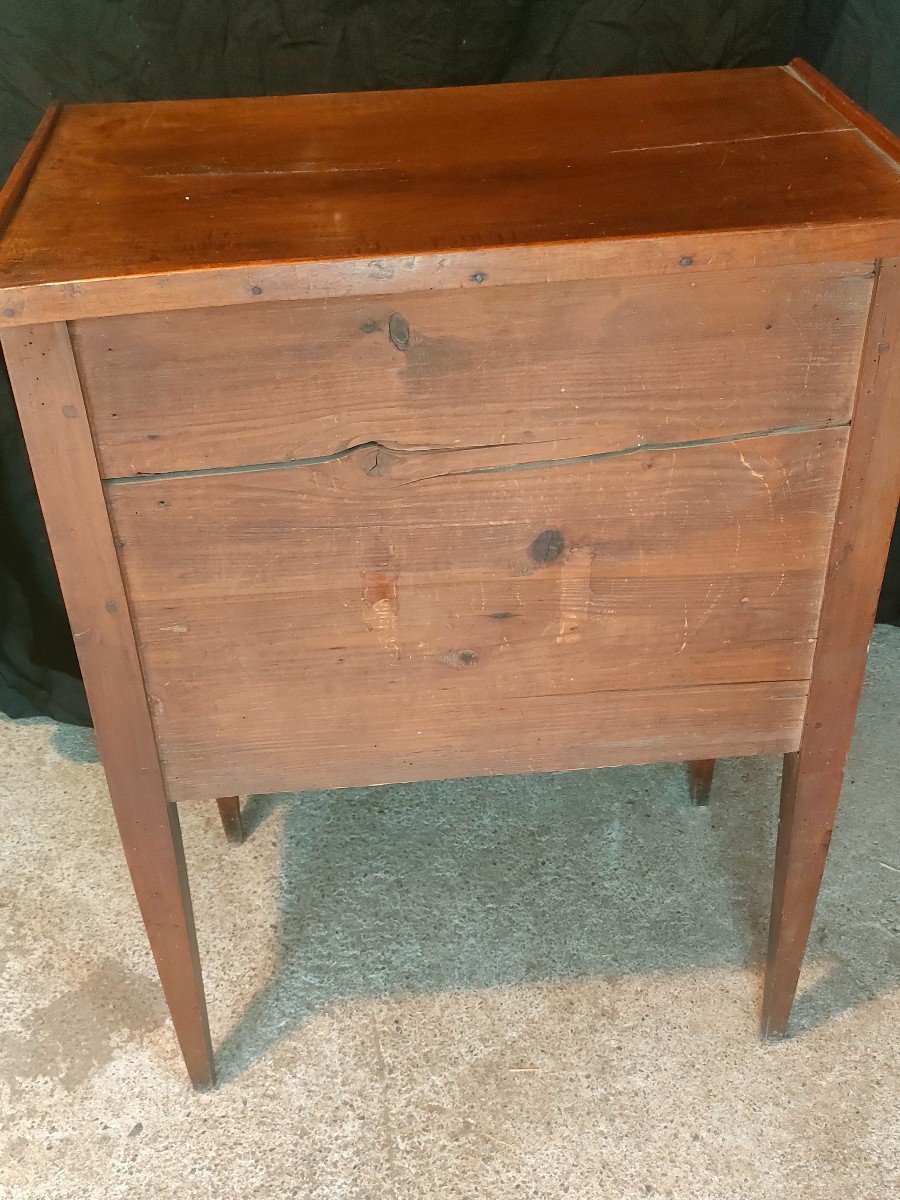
0,0,897,723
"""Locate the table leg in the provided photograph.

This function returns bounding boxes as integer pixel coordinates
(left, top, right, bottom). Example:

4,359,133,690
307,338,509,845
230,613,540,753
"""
687,759,715,805
761,258,900,1037
1,322,216,1088
761,751,831,1036
109,794,215,1087
216,796,244,844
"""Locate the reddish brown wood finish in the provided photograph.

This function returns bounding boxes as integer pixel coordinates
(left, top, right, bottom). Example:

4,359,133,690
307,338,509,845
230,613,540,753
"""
762,258,900,1037
1,65,898,1084
788,58,900,163
0,104,60,237
0,67,899,326
5,223,898,330
0,322,214,1088
688,760,716,806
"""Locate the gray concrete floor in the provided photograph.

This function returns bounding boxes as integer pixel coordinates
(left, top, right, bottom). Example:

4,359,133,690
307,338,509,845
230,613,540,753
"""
0,627,898,1199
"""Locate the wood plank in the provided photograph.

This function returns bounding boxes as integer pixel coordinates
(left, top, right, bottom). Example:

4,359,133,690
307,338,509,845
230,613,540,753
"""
0,104,60,237
1,68,898,325
0,322,215,1088
762,257,900,1036
3,223,897,329
788,59,900,164
106,426,848,800
144,678,809,803
75,264,871,476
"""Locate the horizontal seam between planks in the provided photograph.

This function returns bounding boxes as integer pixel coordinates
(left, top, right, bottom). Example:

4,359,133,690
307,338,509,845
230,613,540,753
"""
497,677,811,703
395,421,849,484
148,678,814,700
145,128,855,179
103,419,849,487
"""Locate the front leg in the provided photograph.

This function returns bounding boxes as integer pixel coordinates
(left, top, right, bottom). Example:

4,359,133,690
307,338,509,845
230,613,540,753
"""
110,793,215,1087
761,258,900,1037
687,759,715,805
217,796,245,844
2,322,215,1088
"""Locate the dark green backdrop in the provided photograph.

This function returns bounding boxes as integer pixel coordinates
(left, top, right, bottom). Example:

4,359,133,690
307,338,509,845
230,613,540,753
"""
1,1,897,724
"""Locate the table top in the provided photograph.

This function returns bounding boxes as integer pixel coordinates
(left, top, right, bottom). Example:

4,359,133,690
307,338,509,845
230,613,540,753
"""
0,62,898,325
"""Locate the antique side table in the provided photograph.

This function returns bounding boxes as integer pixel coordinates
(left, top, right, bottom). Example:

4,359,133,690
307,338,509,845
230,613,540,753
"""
1,61,898,1088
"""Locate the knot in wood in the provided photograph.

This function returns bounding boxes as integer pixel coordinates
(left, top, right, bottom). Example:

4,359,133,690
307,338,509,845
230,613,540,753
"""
529,528,565,564
443,649,478,669
388,313,410,351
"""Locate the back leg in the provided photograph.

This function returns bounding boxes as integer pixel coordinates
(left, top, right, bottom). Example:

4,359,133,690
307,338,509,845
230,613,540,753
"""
687,759,715,806
216,796,244,844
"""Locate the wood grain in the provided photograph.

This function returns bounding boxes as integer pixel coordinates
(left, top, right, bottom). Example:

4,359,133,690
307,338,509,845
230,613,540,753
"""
106,426,848,800
788,58,900,164
762,258,900,1036
3,224,898,330
0,104,60,238
1,67,898,326
0,322,215,1088
131,675,810,803
74,263,872,477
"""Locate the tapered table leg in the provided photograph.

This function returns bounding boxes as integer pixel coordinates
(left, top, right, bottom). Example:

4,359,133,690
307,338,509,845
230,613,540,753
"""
762,750,838,1037
217,796,244,844
761,258,900,1037
687,759,715,805
110,796,215,1086
2,322,216,1088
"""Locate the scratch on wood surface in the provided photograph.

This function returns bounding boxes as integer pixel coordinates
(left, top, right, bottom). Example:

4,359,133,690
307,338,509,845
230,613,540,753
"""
361,550,399,655
605,127,852,156
677,603,689,654
556,547,593,644
694,581,725,633
738,448,776,519
714,471,743,568
146,127,852,179
672,579,727,658
755,450,790,522
150,163,403,179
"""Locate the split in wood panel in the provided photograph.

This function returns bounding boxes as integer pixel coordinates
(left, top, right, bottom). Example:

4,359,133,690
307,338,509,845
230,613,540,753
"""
107,424,848,799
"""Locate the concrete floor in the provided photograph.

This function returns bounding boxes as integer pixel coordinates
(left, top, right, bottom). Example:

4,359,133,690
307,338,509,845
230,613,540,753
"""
0,628,898,1200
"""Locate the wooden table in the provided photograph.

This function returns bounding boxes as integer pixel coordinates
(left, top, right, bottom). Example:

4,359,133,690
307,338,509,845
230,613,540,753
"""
1,60,898,1089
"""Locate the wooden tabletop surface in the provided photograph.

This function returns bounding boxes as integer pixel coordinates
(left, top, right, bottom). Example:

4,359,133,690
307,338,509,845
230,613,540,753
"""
1,64,898,300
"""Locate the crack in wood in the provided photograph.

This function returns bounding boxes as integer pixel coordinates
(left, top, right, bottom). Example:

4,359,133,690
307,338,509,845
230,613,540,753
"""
398,421,848,485
147,129,855,180
104,419,849,487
